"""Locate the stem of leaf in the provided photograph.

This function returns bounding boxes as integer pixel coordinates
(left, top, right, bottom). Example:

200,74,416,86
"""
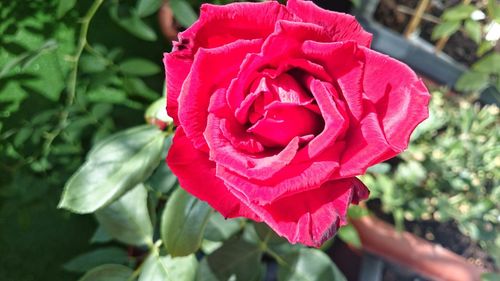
41,0,104,157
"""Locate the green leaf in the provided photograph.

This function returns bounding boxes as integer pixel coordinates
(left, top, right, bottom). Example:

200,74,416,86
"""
63,247,129,273
95,184,154,246
196,238,263,281
147,137,176,195
337,224,362,249
169,0,198,28
119,58,161,76
442,4,476,21
278,248,347,281
482,273,500,281
91,226,113,244
472,53,500,74
109,4,157,41
137,0,163,17
464,19,482,44
78,264,133,281
455,71,490,92
139,253,198,281
204,212,243,242
432,20,461,40
80,54,108,73
477,41,495,56
161,188,212,256
57,0,77,18
58,125,165,213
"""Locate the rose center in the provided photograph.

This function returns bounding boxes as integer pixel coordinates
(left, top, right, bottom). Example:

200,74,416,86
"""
241,72,324,147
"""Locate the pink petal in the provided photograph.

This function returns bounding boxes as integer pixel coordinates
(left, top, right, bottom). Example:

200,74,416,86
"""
358,46,431,151
228,177,369,247
302,40,365,120
247,102,323,147
177,39,262,151
166,127,260,221
287,0,372,47
177,1,295,51
303,78,349,158
226,20,331,112
163,53,192,125
204,113,300,181
216,144,344,204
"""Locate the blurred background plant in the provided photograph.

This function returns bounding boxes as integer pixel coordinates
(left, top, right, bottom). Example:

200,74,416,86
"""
361,89,500,266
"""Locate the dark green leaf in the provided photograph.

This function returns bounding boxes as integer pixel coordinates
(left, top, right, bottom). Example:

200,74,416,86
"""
472,53,500,74
80,54,108,73
78,264,133,281
278,248,347,281
95,184,154,246
204,212,243,242
169,0,198,28
455,71,490,92
109,4,157,41
196,238,263,281
161,188,212,256
442,4,476,21
139,253,198,281
119,58,161,76
58,125,165,213
432,20,461,40
464,20,482,44
57,0,77,18
63,247,129,273
137,0,163,17
91,226,113,244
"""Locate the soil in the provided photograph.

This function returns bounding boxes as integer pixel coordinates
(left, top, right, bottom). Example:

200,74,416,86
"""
374,0,481,66
367,199,497,281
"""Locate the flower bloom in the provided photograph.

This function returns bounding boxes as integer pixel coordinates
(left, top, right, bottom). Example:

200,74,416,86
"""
164,0,430,247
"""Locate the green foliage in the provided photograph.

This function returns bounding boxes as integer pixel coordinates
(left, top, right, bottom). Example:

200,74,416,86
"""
0,0,166,280
161,188,212,257
432,0,500,93
77,264,133,281
58,125,165,213
63,247,130,273
363,90,500,261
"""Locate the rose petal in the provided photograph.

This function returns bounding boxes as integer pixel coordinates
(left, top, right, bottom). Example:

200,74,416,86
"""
216,143,344,204
247,102,323,147
287,0,372,47
163,53,192,125
167,127,261,221
204,112,300,180
177,1,295,51
227,20,331,112
228,177,369,247
178,39,262,151
358,46,431,151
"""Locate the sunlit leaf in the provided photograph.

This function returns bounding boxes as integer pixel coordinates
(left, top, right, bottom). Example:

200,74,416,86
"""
161,188,212,256
58,125,165,213
95,184,154,246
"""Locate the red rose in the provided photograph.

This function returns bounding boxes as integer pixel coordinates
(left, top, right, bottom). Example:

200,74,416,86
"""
164,0,430,247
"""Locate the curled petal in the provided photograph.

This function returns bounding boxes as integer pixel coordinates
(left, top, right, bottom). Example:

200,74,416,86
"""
287,0,372,47
359,46,431,151
228,177,369,247
177,1,295,51
178,39,262,151
167,127,261,221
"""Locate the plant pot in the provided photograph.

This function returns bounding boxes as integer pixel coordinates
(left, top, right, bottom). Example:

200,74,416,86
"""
350,215,485,281
354,0,499,105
